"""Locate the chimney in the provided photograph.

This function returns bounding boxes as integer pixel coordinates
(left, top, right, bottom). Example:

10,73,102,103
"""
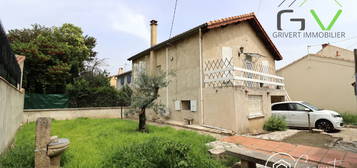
118,67,124,75
322,43,329,48
150,20,158,47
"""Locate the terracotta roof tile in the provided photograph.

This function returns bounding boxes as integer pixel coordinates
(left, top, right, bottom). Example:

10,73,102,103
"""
207,13,255,29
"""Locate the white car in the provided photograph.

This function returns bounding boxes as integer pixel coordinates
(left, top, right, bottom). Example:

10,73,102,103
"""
271,101,343,132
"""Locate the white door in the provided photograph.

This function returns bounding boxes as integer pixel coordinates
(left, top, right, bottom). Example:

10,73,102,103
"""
288,103,310,127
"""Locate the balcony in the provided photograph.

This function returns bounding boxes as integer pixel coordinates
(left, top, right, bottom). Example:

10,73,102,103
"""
204,57,284,88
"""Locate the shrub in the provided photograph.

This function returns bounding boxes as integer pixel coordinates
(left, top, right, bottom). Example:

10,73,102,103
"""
263,116,288,131
102,137,223,168
341,113,357,125
66,74,132,108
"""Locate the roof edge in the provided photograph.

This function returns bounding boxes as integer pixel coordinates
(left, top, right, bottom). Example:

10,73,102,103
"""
127,24,206,61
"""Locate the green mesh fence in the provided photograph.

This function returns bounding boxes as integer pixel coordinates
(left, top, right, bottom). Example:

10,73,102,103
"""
24,94,69,109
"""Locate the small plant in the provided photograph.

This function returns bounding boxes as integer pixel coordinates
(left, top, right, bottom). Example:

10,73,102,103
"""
341,113,357,125
263,116,288,131
103,137,222,168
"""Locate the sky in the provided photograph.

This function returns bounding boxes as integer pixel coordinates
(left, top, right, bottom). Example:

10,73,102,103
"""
1,0,356,75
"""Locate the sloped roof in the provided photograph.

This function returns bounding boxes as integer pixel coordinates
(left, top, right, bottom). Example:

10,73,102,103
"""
277,53,354,72
115,70,132,78
128,13,282,61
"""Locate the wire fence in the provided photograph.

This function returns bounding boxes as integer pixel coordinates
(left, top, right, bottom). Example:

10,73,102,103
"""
0,22,21,87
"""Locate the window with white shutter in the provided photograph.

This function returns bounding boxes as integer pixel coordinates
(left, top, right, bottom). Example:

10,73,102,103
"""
190,100,197,112
175,100,181,111
248,95,264,119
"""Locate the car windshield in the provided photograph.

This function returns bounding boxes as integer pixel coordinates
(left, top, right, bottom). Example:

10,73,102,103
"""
301,102,322,111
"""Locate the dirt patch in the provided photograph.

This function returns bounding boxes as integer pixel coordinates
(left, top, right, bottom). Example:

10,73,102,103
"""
282,131,338,149
282,131,357,153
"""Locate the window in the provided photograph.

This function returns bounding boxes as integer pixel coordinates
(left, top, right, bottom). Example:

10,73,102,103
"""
175,100,197,112
181,100,191,110
248,95,263,118
221,47,232,60
272,103,289,111
288,103,308,111
120,77,125,85
127,74,131,84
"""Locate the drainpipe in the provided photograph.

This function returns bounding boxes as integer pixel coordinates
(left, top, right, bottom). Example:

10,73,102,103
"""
199,28,204,125
166,47,169,112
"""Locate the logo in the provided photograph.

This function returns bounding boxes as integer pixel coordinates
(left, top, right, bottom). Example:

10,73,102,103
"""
272,0,346,39
265,152,343,168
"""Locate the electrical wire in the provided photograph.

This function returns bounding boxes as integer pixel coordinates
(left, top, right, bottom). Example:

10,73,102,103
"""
169,0,178,38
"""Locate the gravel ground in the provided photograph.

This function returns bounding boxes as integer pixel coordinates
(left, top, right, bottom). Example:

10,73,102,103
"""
324,128,357,142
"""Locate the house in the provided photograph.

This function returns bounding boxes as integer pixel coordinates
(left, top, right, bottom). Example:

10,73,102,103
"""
128,13,287,133
277,44,357,114
109,68,132,89
115,69,132,89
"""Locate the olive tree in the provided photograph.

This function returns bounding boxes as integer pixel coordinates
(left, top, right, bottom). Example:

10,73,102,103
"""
130,71,169,132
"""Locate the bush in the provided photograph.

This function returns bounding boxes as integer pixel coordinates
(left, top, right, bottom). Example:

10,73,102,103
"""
263,116,288,131
341,113,357,125
102,137,223,168
66,73,132,108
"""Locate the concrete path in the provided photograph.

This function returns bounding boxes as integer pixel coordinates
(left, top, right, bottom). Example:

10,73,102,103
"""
221,136,357,168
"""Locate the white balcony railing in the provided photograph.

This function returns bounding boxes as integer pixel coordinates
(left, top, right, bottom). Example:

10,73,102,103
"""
204,58,284,88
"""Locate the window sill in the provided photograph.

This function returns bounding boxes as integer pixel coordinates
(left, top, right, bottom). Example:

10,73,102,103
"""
247,113,265,120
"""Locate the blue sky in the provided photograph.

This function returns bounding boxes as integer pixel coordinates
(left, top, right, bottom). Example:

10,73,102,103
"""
1,0,356,75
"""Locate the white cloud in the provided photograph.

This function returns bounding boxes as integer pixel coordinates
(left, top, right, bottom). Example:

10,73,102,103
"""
111,4,150,43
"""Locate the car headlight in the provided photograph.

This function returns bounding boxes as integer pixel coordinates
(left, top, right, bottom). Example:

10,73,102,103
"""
331,114,341,118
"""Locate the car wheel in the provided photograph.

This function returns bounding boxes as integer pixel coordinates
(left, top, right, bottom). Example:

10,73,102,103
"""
316,120,334,132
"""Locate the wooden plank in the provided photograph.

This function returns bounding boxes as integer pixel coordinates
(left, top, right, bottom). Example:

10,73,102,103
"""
224,146,318,168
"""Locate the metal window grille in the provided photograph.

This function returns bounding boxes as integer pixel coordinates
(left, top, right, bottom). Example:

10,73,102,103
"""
0,23,21,87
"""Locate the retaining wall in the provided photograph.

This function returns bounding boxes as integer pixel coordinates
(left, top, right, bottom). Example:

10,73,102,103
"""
23,107,129,123
0,77,24,154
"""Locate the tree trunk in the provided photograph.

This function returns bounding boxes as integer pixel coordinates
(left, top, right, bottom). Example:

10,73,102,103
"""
138,108,148,132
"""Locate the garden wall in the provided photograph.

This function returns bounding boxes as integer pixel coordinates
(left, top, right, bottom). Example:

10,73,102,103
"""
0,77,24,154
23,107,129,123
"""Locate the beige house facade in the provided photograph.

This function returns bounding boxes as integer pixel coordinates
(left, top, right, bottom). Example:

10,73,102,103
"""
128,13,287,133
277,44,357,114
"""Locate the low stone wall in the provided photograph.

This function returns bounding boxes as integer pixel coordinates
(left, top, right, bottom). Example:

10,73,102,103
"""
0,77,24,154
23,107,129,123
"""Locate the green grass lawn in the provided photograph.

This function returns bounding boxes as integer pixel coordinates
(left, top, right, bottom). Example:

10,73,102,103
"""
341,113,357,125
0,118,235,168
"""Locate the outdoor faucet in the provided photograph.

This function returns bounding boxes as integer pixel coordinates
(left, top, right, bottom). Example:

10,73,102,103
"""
35,117,70,168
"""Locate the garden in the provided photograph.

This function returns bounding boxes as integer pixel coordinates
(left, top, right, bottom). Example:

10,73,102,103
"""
0,118,236,168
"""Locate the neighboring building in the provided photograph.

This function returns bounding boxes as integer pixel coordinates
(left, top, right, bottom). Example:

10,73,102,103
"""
109,75,117,88
115,70,132,89
109,68,132,89
277,44,357,114
128,13,287,133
